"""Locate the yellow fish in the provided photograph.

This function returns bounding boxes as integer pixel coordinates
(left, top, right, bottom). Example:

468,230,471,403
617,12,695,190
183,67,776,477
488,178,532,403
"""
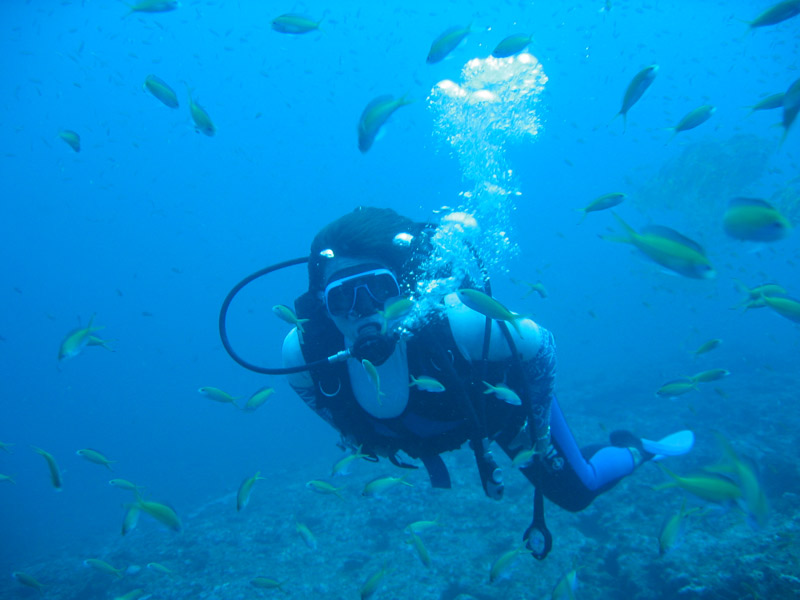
136,497,182,532
406,533,431,568
251,577,285,590
761,295,800,324
362,475,413,497
305,480,344,499
271,13,323,34
241,386,274,412
489,548,525,583
426,25,471,64
713,433,769,528
457,288,526,338
58,129,81,152
77,448,116,470
690,338,721,356
747,0,800,29
577,192,626,223
378,297,414,332
602,213,714,279
361,359,385,404
723,197,791,242
655,379,698,398
551,568,580,599
512,278,549,299
295,521,317,549
687,369,730,383
113,589,146,600
198,387,239,407
58,314,104,360
12,572,46,592
84,558,125,579
331,446,369,477
121,506,140,536
144,74,179,108
409,375,446,393
186,85,215,136
404,519,440,534
32,446,63,490
614,64,658,132
272,304,309,333
511,447,538,468
236,471,265,512
126,0,179,15
360,564,389,600
357,95,413,153
483,381,522,405
147,562,174,575
655,465,741,504
109,478,144,493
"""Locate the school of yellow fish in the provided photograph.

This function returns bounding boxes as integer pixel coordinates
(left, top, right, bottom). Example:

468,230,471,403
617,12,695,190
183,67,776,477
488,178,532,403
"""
7,0,800,598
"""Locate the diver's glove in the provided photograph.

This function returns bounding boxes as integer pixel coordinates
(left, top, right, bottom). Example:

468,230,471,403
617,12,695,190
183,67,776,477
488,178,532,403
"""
470,438,504,500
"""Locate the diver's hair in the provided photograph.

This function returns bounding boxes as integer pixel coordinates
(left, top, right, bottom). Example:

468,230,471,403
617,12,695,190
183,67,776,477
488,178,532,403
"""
308,206,431,294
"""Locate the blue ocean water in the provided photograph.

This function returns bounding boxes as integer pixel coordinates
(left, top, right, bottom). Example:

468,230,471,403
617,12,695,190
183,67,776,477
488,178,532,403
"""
1,1,799,599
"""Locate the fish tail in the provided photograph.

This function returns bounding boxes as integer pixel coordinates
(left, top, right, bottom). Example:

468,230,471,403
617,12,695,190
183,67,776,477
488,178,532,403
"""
732,278,750,296
482,381,494,394
778,127,790,149
656,463,680,482
511,315,525,339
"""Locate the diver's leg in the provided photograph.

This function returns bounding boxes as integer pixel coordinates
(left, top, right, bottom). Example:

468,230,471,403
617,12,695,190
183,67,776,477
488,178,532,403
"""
503,397,638,512
547,397,637,491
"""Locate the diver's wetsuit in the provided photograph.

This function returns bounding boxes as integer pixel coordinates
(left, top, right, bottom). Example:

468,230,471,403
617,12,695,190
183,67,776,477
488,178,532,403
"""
282,292,637,512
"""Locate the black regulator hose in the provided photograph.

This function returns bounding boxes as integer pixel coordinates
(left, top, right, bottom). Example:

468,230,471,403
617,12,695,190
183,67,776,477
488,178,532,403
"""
218,256,339,375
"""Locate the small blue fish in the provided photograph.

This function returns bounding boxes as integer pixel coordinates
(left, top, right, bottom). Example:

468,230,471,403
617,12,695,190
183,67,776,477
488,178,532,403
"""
668,105,715,140
426,25,470,64
723,197,791,242
615,65,658,132
491,33,533,58
357,95,412,153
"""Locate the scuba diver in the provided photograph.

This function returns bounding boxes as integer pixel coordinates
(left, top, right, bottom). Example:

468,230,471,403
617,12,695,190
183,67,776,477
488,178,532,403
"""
220,206,694,559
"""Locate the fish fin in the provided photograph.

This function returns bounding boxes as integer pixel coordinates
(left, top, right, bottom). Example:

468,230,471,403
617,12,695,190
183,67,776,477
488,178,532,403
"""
728,197,775,210
641,225,706,255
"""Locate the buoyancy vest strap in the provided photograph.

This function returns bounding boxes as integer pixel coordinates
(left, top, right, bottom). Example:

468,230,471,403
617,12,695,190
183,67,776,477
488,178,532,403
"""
420,454,451,489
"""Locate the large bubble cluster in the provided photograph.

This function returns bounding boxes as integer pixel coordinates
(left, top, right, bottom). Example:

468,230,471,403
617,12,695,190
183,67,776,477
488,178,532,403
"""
405,53,547,329
429,53,547,185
